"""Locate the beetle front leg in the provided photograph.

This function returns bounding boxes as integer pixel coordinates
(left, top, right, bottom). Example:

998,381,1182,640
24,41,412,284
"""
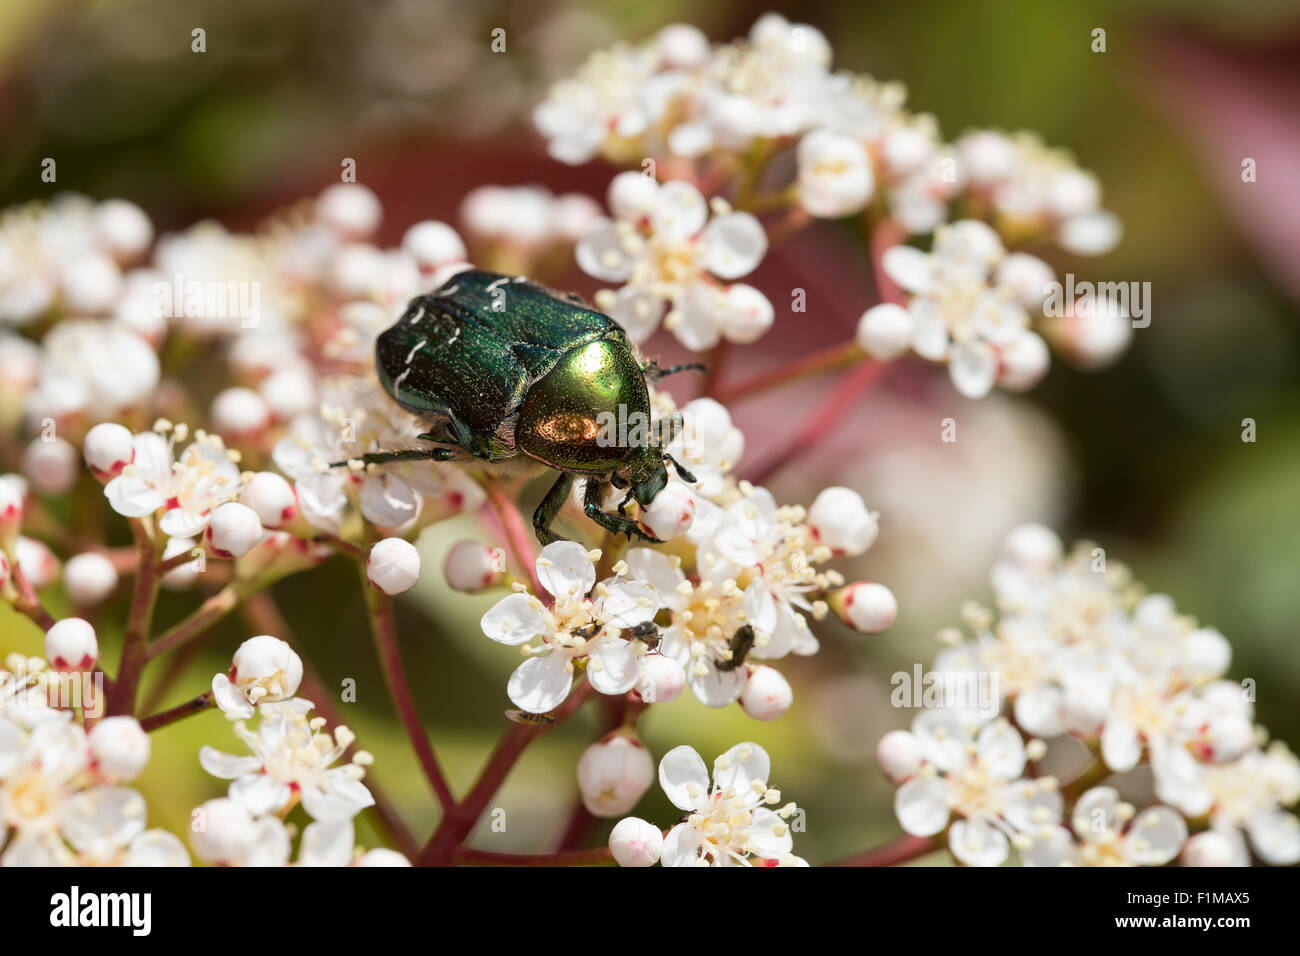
532,473,574,545
582,478,663,543
329,447,456,468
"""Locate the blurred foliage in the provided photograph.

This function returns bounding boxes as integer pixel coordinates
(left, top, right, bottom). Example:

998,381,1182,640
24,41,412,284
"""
3,0,1299,862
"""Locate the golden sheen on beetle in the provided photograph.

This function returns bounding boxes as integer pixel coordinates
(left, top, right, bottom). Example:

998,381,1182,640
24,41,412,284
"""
341,269,699,543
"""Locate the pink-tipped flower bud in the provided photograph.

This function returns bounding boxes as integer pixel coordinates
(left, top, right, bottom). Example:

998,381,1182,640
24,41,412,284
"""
577,732,655,817
443,540,506,593
609,816,663,867
83,423,135,481
16,536,60,587
1001,523,1063,574
808,486,878,556
637,481,695,540
213,634,304,719
64,552,119,606
635,654,685,705
241,472,298,531
0,474,23,552
89,716,150,783
21,437,78,495
205,502,263,559
740,665,793,721
876,729,925,783
45,617,98,672
367,537,420,595
831,581,897,633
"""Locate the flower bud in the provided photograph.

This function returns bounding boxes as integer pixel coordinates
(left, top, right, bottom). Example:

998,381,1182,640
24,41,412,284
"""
876,729,925,783
21,437,78,495
443,540,506,593
740,665,793,721
637,481,695,540
577,732,655,817
210,387,270,440
0,474,23,552
16,536,60,587
45,617,98,671
635,653,685,705
808,486,878,556
213,634,303,719
720,284,774,344
367,538,421,594
609,816,663,867
94,199,153,261
1183,628,1231,680
260,366,318,422
401,221,467,270
61,251,122,314
64,552,119,606
1180,831,1245,868
205,502,264,558
607,172,660,222
1190,713,1254,764
831,581,897,633
83,422,135,481
89,716,150,783
996,331,1050,392
317,183,381,238
1001,523,1062,574
856,303,913,360
190,798,259,866
241,472,298,530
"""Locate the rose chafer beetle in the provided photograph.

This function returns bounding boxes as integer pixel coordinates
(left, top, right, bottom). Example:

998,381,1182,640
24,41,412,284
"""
349,269,699,544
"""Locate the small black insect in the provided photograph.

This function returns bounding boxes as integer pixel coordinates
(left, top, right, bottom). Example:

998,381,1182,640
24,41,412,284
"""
715,624,756,672
623,620,662,651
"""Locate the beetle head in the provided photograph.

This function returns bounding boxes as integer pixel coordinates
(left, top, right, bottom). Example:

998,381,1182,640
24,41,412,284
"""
623,446,668,508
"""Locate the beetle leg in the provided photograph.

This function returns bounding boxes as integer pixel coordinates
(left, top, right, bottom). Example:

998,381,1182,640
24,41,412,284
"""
532,473,575,545
328,447,456,468
583,478,663,543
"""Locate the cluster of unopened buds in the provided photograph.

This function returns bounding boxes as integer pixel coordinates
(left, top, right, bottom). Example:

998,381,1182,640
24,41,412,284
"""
0,12,1284,869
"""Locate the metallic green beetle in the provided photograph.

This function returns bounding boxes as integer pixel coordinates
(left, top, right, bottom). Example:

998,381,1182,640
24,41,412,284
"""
353,269,698,544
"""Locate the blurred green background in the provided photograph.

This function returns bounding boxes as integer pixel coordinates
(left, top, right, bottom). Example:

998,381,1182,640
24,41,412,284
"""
2,0,1298,863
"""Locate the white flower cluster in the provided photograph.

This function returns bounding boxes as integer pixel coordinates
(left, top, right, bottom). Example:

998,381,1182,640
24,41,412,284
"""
878,524,1299,866
542,15,1128,391
480,393,894,717
609,743,804,867
0,655,187,866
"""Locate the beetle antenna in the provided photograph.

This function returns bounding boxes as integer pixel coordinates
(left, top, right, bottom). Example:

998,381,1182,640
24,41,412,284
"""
664,454,697,483
643,360,707,383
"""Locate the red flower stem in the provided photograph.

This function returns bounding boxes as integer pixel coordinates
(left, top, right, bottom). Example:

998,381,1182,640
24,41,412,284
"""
483,477,542,594
743,358,887,486
240,590,421,860
8,558,55,631
456,845,614,866
711,340,864,404
139,691,213,731
146,581,249,660
419,681,595,866
108,519,160,716
833,834,938,867
360,568,456,812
